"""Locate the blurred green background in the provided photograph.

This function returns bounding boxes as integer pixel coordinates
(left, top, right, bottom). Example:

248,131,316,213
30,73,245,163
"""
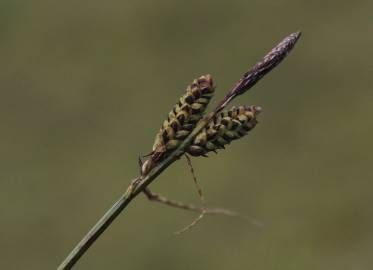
1,0,372,269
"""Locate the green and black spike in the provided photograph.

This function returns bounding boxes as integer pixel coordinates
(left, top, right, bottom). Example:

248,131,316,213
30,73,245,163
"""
186,105,261,156
152,74,215,159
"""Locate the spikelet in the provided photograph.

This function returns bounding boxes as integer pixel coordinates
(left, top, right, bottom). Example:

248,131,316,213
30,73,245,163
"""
151,75,215,159
186,105,261,156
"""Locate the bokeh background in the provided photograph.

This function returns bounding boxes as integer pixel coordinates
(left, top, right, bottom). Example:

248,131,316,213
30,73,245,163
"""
1,0,372,269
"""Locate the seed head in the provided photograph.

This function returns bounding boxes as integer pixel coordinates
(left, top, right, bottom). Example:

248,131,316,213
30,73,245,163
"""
152,75,215,159
187,105,261,156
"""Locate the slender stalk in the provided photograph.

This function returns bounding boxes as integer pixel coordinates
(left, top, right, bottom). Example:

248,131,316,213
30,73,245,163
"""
57,192,132,270
57,31,301,270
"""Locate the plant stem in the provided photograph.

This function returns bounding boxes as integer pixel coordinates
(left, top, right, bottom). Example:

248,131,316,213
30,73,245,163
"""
57,31,301,270
57,192,132,270
57,141,187,270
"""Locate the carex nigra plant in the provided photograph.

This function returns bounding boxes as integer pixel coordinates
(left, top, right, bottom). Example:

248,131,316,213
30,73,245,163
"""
58,31,301,270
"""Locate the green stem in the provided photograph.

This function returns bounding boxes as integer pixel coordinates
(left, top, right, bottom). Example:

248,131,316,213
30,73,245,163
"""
57,192,132,270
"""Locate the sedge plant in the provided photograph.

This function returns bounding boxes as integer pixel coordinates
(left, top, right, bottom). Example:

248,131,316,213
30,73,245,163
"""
57,31,301,270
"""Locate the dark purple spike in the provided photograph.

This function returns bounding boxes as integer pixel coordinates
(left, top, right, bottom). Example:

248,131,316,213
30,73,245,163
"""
215,31,301,112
